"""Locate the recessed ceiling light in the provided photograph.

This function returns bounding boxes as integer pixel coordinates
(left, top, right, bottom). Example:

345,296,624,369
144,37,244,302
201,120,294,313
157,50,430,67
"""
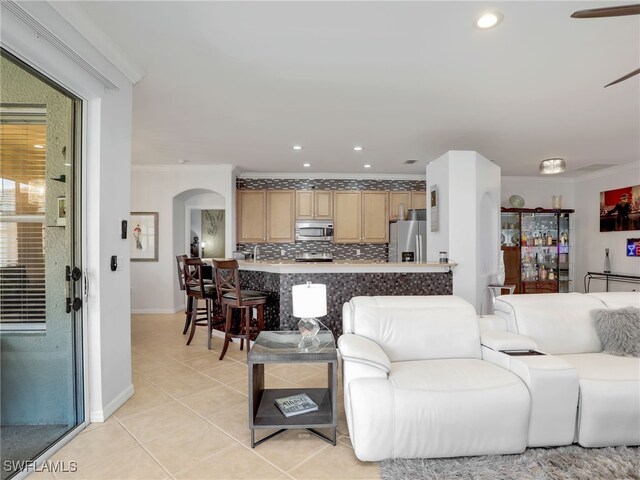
353,146,364,151
303,163,311,167
33,144,45,149
476,12,503,29
364,164,372,168
292,145,303,150
404,160,417,165
177,159,186,164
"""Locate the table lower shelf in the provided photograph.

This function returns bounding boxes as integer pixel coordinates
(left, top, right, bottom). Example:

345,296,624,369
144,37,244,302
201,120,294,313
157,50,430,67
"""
253,388,334,429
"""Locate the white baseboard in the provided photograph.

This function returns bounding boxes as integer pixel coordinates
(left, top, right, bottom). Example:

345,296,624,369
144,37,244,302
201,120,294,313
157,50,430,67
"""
89,383,134,422
131,308,181,314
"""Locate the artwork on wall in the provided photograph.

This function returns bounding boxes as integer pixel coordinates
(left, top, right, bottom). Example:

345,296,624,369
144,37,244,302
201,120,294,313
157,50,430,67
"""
599,185,639,232
430,185,439,232
56,196,66,226
201,209,225,258
130,212,158,261
627,238,640,257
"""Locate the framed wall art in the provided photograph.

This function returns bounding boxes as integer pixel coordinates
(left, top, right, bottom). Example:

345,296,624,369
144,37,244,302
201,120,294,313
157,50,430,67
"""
599,185,639,232
130,212,158,261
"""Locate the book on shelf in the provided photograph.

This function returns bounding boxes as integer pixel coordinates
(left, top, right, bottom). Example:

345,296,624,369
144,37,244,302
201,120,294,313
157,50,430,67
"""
274,393,318,417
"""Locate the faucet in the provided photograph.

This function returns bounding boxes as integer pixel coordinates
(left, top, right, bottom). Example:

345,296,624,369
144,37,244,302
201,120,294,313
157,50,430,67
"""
253,245,259,262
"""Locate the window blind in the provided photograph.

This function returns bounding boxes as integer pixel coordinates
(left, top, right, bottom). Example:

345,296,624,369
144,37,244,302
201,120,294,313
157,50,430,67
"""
0,122,46,324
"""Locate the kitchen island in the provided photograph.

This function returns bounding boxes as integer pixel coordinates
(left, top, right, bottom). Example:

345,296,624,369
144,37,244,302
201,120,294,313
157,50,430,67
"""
231,260,456,336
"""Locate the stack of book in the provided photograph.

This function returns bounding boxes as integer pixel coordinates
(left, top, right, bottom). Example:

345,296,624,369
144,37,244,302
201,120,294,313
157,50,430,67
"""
274,393,318,417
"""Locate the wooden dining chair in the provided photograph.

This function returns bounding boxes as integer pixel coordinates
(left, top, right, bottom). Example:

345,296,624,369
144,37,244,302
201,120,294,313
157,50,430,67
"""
212,259,268,360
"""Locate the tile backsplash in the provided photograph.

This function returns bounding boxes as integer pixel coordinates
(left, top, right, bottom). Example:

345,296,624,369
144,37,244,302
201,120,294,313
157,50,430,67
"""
236,177,426,191
236,241,387,261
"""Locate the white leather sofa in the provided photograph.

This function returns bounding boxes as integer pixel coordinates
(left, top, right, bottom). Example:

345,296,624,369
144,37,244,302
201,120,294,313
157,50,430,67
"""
338,295,531,461
483,291,640,448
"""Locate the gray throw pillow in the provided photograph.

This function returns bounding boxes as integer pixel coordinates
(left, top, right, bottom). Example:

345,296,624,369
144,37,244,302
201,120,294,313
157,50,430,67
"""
592,307,640,357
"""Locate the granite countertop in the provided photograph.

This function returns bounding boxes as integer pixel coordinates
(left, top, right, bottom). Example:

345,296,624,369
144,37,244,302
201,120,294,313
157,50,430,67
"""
233,259,456,274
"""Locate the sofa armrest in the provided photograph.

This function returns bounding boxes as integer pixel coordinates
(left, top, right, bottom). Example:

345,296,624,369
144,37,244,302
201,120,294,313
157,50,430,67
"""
481,331,539,352
478,314,509,333
337,334,390,373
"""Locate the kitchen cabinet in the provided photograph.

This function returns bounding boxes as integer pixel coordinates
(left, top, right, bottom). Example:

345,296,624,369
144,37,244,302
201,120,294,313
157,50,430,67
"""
267,190,296,243
334,191,388,244
296,190,333,220
390,192,411,221
501,208,574,294
362,191,389,243
238,190,266,242
411,191,427,210
333,191,361,243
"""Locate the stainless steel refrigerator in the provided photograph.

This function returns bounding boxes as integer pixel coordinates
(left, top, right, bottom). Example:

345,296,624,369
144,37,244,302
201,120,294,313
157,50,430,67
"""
388,220,427,262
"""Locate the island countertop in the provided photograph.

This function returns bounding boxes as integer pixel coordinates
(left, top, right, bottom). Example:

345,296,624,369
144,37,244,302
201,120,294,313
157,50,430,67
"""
234,259,457,274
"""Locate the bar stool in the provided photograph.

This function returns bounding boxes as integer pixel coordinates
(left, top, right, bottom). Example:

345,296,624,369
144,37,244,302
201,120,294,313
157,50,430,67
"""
212,259,268,360
176,255,213,335
183,257,220,350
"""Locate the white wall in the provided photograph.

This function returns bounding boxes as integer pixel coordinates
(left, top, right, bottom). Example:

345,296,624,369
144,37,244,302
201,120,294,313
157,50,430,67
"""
427,151,501,312
501,177,575,209
574,163,640,292
131,165,235,313
1,2,134,421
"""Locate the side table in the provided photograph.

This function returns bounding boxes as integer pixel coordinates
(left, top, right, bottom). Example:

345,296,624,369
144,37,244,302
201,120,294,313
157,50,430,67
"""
248,331,338,447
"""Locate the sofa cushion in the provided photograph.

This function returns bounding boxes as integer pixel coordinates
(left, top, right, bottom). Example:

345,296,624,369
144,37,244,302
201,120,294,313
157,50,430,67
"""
344,296,481,362
494,293,604,354
347,358,530,459
593,307,640,357
559,353,640,447
586,291,640,310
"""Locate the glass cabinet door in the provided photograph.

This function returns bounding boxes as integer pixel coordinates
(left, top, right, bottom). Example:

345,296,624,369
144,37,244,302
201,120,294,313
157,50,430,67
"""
558,212,571,292
520,213,559,293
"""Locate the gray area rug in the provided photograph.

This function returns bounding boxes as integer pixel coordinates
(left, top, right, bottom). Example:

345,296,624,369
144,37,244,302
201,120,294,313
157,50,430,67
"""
380,445,640,480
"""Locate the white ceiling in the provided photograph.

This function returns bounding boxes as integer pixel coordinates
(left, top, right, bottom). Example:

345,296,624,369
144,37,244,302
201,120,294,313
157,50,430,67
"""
62,1,639,176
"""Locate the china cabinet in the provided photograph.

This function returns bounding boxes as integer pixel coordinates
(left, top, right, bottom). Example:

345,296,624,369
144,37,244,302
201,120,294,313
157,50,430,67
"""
501,208,574,294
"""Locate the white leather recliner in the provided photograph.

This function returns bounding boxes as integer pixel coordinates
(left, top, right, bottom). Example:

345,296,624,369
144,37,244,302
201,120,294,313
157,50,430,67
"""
338,295,531,461
489,292,640,448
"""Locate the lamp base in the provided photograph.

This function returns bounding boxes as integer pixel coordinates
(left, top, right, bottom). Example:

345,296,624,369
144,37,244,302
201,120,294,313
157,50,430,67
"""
297,317,320,349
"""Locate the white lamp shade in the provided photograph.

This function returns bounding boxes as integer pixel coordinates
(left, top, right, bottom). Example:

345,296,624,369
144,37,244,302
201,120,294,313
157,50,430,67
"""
292,283,327,318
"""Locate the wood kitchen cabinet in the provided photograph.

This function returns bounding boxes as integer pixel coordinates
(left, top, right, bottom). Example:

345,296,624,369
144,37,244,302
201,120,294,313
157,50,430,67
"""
296,190,333,220
267,190,296,243
333,191,388,244
411,191,427,209
389,192,411,221
237,190,266,242
362,191,389,243
333,191,361,243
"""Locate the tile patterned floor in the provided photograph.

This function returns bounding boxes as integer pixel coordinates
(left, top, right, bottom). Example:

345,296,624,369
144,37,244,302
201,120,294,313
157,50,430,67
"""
41,313,380,480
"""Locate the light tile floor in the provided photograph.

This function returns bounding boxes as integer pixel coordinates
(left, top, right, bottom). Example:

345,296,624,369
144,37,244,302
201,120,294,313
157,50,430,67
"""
40,313,380,480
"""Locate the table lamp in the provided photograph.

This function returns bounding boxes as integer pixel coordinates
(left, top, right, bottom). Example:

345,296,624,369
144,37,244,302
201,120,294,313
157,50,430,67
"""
292,282,326,344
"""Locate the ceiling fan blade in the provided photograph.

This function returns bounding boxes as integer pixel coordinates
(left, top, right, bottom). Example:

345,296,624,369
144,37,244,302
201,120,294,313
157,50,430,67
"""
604,67,640,87
571,4,640,18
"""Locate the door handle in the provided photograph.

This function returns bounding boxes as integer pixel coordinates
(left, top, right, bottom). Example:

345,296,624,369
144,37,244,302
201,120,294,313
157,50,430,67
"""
66,265,83,313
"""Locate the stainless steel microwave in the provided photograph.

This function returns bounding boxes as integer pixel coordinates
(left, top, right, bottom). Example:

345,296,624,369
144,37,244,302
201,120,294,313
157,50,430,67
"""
295,220,334,242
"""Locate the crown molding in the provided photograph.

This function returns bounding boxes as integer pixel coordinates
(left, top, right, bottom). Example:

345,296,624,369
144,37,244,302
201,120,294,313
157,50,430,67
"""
132,164,236,173
236,172,426,181
48,1,145,84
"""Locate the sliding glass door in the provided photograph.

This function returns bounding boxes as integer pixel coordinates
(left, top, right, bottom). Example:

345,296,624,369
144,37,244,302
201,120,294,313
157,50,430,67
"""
0,49,84,480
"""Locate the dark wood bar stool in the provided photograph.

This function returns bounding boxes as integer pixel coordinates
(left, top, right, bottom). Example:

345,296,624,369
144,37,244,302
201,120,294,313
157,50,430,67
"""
183,257,220,350
212,259,268,360
176,255,213,335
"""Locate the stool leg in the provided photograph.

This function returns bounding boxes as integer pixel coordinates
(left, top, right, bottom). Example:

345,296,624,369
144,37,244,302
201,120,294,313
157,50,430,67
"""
207,298,212,351
183,296,193,335
245,306,252,353
186,300,198,346
219,304,233,360
240,307,246,351
257,304,265,334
